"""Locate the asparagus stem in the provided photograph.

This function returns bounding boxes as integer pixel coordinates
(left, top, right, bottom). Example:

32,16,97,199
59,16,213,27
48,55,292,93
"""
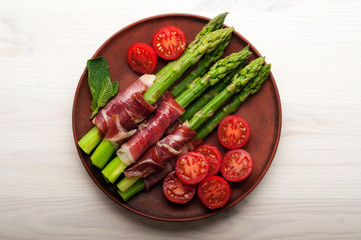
90,140,116,169
188,57,265,131
77,126,102,154
195,64,271,139
174,47,251,108
117,179,146,202
117,176,140,192
170,33,232,97
190,12,229,47
117,64,271,201
179,68,239,122
155,12,228,78
101,156,128,183
143,28,234,105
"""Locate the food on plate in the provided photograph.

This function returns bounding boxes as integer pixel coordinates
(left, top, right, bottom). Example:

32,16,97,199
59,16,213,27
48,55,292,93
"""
118,63,271,202
152,26,186,60
87,57,119,119
221,149,253,182
217,115,251,150
163,171,197,204
76,12,274,211
194,144,222,175
197,175,231,209
107,49,250,190
175,152,209,184
127,43,158,74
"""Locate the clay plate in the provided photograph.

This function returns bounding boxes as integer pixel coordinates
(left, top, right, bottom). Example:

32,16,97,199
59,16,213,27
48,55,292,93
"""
72,13,282,221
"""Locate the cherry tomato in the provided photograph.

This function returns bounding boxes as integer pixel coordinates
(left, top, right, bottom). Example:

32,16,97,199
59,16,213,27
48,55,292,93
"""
163,171,196,204
217,115,251,149
221,149,253,182
194,144,222,175
152,26,186,60
127,43,157,74
175,152,209,184
197,175,231,209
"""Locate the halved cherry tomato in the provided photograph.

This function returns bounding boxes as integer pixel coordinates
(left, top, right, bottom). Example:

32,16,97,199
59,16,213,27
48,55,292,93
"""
194,144,222,176
197,175,231,209
163,171,196,204
175,152,209,184
152,26,186,60
217,115,251,149
221,149,253,182
127,43,157,74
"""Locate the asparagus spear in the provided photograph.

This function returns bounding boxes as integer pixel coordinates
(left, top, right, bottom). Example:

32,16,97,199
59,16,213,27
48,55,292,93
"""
188,56,265,130
170,33,232,97
116,57,264,192
102,49,252,183
85,28,234,168
174,47,252,108
155,12,229,78
179,46,251,122
195,64,271,139
118,64,271,200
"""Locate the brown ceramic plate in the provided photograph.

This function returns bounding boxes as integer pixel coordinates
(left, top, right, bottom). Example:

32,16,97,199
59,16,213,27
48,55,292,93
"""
72,13,281,222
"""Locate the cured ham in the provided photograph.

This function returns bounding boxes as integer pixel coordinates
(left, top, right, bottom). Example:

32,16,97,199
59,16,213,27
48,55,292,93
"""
124,122,197,178
116,94,185,166
143,138,203,190
92,74,156,145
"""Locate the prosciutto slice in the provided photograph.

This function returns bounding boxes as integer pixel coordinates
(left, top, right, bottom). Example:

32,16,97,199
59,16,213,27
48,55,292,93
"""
116,94,185,166
92,74,156,145
124,122,197,178
143,138,203,190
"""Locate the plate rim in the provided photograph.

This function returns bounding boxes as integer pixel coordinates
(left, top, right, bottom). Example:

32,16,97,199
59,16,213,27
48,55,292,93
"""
72,13,282,222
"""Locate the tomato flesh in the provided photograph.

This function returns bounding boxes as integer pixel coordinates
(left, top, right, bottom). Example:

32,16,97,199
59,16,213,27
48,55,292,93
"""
152,26,186,60
175,152,209,184
194,144,222,176
127,43,157,74
197,175,231,209
217,115,251,149
221,149,253,182
163,171,196,204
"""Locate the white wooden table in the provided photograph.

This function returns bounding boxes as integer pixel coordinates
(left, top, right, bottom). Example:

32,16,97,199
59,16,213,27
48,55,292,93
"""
1,0,361,239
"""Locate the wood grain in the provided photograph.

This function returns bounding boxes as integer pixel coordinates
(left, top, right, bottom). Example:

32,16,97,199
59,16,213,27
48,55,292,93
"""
1,0,361,239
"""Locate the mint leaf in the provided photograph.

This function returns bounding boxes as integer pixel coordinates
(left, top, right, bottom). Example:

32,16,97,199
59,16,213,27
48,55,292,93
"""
87,57,119,119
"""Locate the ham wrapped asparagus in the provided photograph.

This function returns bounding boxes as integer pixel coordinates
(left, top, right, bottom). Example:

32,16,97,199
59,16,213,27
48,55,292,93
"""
124,122,197,178
93,74,156,145
116,93,185,166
